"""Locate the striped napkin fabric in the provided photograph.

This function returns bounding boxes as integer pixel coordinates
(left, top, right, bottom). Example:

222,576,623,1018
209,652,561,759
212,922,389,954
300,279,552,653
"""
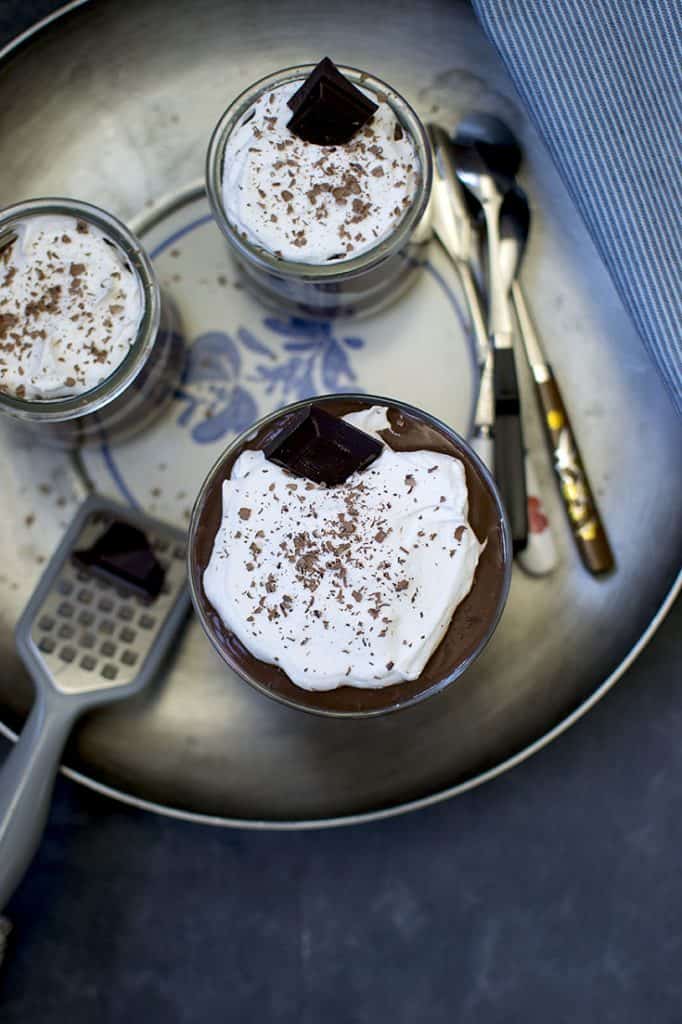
473,0,682,414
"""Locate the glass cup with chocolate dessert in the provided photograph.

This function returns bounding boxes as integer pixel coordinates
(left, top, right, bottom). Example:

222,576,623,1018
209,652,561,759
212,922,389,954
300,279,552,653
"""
206,59,432,318
188,395,512,717
0,197,185,448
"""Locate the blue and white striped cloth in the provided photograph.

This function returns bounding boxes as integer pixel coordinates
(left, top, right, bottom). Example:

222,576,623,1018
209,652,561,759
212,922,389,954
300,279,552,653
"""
473,0,682,414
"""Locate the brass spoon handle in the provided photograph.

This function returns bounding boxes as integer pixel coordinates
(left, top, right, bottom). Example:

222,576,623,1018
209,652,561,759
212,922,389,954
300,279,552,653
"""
536,371,614,575
511,282,613,574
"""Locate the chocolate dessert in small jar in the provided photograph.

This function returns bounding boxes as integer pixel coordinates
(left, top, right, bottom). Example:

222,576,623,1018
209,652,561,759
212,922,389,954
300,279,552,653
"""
188,395,512,718
206,59,432,318
0,197,184,448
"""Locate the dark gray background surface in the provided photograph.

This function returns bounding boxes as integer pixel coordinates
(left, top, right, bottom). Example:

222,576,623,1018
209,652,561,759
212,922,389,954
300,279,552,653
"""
0,3,680,1022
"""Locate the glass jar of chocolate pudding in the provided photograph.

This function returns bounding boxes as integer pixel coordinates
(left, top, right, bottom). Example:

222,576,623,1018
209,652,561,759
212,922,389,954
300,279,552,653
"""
0,197,185,448
188,394,512,718
206,63,432,319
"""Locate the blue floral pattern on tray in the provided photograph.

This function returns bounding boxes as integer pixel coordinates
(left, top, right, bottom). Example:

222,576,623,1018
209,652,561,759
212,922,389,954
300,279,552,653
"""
174,317,365,443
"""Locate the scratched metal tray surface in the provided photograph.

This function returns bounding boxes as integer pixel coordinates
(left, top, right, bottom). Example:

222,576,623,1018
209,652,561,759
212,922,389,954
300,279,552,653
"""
0,0,679,827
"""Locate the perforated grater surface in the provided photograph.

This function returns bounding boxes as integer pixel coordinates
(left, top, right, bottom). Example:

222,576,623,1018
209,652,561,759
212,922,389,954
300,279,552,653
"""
24,501,189,695
0,495,191,909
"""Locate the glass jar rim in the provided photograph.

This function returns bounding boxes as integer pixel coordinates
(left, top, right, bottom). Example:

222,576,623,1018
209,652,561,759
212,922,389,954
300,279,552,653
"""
205,64,433,282
0,197,160,422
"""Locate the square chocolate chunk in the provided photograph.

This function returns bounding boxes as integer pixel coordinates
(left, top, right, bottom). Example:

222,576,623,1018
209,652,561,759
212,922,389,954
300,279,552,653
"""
287,57,378,146
264,404,382,485
73,521,165,602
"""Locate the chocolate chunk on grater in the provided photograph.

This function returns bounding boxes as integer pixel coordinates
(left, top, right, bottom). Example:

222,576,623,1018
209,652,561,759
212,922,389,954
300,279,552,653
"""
73,520,165,601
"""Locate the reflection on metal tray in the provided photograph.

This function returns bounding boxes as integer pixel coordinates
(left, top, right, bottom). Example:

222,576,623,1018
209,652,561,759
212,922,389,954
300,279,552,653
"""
0,0,679,827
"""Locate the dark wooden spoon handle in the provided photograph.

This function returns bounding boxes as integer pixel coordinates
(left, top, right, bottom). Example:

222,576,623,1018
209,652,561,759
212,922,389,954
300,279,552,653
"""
493,347,528,554
537,371,614,574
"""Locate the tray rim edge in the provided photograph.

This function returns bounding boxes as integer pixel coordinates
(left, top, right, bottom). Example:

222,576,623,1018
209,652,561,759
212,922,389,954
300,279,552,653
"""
1,573,678,830
0,0,679,829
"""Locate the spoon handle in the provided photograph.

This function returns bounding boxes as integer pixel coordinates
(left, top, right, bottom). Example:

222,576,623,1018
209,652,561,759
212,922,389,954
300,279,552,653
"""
517,452,559,576
458,261,489,366
483,199,513,337
512,283,614,574
535,373,614,575
493,345,528,553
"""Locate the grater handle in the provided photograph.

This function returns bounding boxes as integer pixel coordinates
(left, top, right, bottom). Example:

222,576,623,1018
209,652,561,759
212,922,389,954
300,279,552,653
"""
0,691,77,909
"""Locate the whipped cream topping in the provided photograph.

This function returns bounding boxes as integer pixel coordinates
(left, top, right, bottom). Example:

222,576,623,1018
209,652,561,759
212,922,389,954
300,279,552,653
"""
203,407,482,691
221,80,420,263
0,214,144,401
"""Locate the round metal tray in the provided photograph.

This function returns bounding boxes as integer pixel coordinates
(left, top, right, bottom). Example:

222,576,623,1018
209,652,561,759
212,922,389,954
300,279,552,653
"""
0,0,679,828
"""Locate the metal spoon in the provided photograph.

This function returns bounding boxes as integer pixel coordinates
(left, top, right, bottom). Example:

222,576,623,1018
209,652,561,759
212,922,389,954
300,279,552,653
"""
456,113,522,182
500,186,614,574
426,125,486,359
451,131,528,553
454,115,613,572
426,124,495,470
496,189,558,576
427,125,556,576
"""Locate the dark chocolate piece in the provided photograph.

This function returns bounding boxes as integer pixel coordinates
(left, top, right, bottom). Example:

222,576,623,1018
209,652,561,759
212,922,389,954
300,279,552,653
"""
264,404,382,485
73,521,165,601
286,57,378,146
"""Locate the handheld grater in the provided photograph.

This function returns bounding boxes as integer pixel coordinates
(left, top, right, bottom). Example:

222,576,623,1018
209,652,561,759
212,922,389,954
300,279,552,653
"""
0,495,191,908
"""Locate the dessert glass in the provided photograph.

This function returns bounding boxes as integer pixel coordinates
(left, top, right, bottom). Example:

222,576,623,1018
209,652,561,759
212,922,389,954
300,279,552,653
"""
206,65,433,319
188,394,512,718
0,197,185,448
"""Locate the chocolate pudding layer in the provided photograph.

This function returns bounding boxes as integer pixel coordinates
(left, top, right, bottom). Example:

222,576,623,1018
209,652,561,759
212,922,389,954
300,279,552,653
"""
189,396,511,717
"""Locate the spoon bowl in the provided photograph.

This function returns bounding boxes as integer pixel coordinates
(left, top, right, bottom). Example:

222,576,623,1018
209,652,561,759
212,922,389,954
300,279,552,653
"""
455,113,523,183
450,139,509,205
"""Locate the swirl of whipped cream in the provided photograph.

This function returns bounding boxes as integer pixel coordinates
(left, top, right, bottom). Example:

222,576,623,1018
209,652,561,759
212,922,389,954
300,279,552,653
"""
221,80,420,263
0,214,144,401
203,407,483,691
